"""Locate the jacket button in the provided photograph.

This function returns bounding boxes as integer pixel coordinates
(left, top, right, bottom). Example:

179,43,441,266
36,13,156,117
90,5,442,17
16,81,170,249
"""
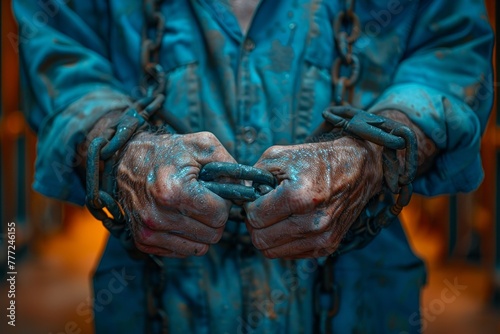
242,126,257,144
244,38,255,52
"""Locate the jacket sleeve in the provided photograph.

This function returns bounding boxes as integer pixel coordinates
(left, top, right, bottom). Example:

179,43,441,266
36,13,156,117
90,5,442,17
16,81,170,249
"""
14,0,133,205
368,0,494,196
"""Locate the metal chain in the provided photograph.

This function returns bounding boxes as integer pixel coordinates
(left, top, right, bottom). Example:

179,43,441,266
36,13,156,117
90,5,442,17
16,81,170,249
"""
142,0,166,98
326,0,417,256
322,105,417,254
85,99,166,331
199,162,276,205
331,0,361,106
86,100,162,258
145,255,168,334
313,106,417,333
141,1,168,333
86,1,168,333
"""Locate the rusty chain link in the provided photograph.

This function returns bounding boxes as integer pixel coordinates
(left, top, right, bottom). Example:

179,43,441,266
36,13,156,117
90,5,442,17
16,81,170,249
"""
332,0,361,106
141,0,166,98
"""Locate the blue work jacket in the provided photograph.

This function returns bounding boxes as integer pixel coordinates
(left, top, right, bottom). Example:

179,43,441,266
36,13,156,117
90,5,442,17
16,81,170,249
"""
14,0,493,333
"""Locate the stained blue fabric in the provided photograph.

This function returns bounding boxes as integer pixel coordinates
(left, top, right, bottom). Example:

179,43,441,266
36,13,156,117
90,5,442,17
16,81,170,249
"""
14,0,493,333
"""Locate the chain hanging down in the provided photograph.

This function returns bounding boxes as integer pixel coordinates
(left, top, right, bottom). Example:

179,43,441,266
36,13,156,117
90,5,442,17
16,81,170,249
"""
331,0,360,106
320,0,418,257
141,1,169,333
85,0,169,333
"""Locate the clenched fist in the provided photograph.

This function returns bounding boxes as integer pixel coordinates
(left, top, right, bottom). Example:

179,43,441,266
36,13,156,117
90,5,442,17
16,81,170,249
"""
244,137,384,259
117,131,236,257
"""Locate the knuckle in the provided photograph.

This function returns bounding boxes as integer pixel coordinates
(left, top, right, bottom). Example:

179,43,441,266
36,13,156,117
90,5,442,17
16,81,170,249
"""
197,131,218,143
245,210,263,229
312,246,331,258
304,215,331,234
317,235,331,249
312,233,337,256
208,229,224,244
262,145,285,159
326,231,342,248
251,232,269,250
214,211,228,227
151,183,180,208
206,207,228,228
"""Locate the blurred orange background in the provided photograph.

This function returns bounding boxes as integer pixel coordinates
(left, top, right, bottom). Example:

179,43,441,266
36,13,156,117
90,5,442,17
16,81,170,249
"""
1,1,499,333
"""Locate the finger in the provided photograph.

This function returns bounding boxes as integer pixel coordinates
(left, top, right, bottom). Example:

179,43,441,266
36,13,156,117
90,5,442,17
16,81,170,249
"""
259,231,344,259
247,210,332,250
152,169,231,228
134,245,186,258
244,149,293,228
134,210,225,245
245,179,321,229
133,227,210,257
244,186,291,228
178,181,232,227
253,145,288,166
184,132,237,165
245,146,323,229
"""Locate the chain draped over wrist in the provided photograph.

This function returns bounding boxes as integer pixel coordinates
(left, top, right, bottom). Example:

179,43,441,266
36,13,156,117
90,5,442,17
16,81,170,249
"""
319,106,417,256
85,95,164,257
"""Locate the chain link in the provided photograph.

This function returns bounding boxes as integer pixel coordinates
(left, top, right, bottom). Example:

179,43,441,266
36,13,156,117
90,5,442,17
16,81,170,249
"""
145,255,168,334
332,0,361,106
199,162,276,204
142,0,166,98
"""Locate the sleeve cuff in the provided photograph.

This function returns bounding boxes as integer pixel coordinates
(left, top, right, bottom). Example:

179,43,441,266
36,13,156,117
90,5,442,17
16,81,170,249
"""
33,88,133,205
369,83,484,196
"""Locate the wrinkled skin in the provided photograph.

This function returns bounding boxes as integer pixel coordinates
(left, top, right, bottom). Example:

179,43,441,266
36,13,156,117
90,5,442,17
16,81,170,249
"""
244,137,384,259
116,132,236,257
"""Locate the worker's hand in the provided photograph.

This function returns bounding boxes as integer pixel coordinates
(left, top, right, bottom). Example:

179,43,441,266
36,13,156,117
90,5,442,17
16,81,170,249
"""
116,132,236,257
244,137,384,259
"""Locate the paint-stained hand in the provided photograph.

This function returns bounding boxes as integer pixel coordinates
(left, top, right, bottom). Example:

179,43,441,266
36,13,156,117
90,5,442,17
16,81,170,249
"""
244,137,384,259
117,131,236,257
